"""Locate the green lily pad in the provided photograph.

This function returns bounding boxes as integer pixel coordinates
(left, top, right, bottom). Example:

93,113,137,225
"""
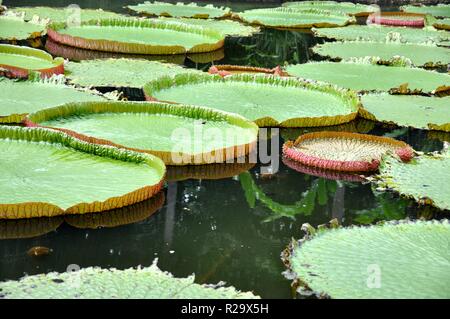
237,7,355,29
360,94,450,132
0,77,108,123
0,260,259,299
284,220,450,298
433,18,450,30
144,73,359,127
26,101,259,166
313,25,450,44
283,1,377,16
127,1,231,19
0,44,64,78
65,58,201,88
0,14,47,41
377,152,450,210
313,41,450,67
159,17,259,37
48,18,224,54
0,126,165,219
285,60,450,93
10,6,125,23
401,4,450,18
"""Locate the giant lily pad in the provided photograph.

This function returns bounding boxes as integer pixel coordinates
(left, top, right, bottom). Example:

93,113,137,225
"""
283,220,450,298
127,1,231,19
360,94,450,132
0,126,165,219
312,41,450,67
10,6,125,23
367,12,425,27
159,17,259,37
313,25,450,44
0,260,259,299
377,152,450,210
0,44,64,78
282,1,377,16
26,101,259,166
0,77,108,123
433,18,450,31
47,18,224,54
144,73,359,127
237,7,355,29
0,14,47,41
283,132,413,172
285,60,450,94
401,4,450,18
65,58,200,89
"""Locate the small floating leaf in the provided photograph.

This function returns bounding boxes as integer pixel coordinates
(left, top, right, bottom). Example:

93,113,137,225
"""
401,4,450,18
284,220,450,298
283,1,377,16
0,260,259,299
144,73,359,128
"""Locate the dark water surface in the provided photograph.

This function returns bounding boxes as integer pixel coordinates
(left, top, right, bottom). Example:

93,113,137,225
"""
0,1,449,298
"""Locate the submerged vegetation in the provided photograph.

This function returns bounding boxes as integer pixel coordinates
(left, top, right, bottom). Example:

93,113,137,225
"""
0,0,449,300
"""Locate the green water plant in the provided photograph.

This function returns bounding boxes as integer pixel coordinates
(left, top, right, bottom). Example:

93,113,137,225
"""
0,14,47,41
401,4,450,18
376,151,450,211
127,2,231,19
144,73,359,127
282,219,450,298
0,126,166,219
236,7,355,29
282,1,377,16
312,40,450,68
47,18,225,54
285,59,450,94
26,101,259,166
433,18,450,31
0,260,259,298
360,94,450,132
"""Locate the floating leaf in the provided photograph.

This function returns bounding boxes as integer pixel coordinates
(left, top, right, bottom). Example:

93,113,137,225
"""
208,64,287,77
0,44,64,78
159,17,259,37
360,94,450,132
10,6,125,23
282,1,377,16
283,220,450,298
313,41,450,67
433,18,450,31
26,101,259,166
367,12,425,27
0,260,259,299
0,77,107,123
283,132,413,172
0,126,166,219
237,7,355,29
144,73,359,127
127,1,230,19
286,61,450,94
401,4,450,18
66,58,200,89
377,152,450,210
313,25,450,44
48,18,224,54
0,14,47,41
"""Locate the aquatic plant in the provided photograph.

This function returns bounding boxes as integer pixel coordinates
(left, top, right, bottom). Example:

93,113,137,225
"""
312,40,450,68
208,64,287,77
283,132,414,172
401,4,450,18
0,260,259,299
144,73,359,127
360,94,450,132
285,60,450,94
66,58,201,89
282,1,376,16
0,77,108,123
367,12,425,27
26,101,259,166
282,219,450,298
237,7,355,29
433,18,450,31
0,14,47,41
0,126,166,219
0,44,64,78
377,151,450,211
47,18,225,54
127,2,231,19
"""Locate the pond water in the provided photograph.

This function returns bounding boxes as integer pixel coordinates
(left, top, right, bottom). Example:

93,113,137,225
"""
0,0,449,299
